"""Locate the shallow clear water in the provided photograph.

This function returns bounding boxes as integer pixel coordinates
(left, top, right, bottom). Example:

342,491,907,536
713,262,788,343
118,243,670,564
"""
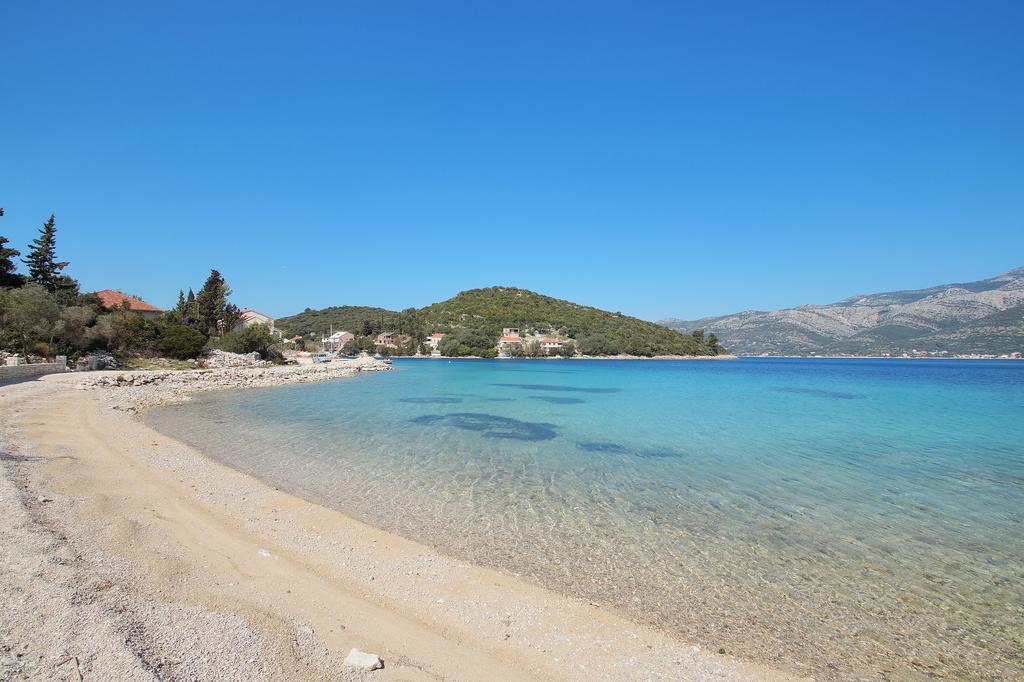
147,358,1024,679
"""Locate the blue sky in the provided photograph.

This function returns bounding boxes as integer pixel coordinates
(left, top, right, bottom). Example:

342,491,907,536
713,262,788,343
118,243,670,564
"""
2,1,1021,321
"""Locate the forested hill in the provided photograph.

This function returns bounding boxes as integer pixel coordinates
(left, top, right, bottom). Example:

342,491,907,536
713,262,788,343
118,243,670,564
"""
279,287,724,356
276,305,397,338
419,287,720,355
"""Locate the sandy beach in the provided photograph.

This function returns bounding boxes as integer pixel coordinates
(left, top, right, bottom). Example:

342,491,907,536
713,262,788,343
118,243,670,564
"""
0,367,797,681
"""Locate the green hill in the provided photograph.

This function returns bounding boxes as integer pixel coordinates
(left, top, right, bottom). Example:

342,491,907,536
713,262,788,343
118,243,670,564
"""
280,287,724,356
276,305,398,338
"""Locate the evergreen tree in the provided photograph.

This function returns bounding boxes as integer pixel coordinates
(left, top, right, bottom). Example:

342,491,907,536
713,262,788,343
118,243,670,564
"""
195,270,238,335
22,215,70,291
175,289,186,315
222,302,242,332
0,235,23,288
196,269,226,335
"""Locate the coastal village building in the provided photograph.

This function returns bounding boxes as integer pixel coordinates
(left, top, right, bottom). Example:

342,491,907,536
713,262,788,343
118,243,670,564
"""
502,328,520,338
541,338,564,352
375,331,398,349
94,289,163,318
322,330,354,352
425,332,446,356
232,309,279,337
497,334,524,357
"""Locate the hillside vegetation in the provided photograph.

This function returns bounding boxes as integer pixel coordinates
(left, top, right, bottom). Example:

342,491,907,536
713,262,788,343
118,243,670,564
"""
276,305,398,338
280,287,724,357
420,287,719,356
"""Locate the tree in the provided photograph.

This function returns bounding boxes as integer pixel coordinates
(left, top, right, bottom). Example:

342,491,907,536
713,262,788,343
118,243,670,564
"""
0,284,61,356
55,305,98,355
196,269,232,335
525,340,544,358
691,329,705,343
22,215,70,292
184,289,198,326
341,338,360,356
578,334,619,356
556,341,576,358
222,302,242,332
0,235,23,288
361,318,375,337
157,322,208,359
218,323,277,358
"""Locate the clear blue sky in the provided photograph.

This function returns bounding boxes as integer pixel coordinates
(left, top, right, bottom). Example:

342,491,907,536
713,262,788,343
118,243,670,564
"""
2,1,1022,321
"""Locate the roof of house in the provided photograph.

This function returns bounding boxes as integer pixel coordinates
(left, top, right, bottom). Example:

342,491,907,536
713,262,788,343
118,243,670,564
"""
430,332,446,338
498,336,523,343
542,338,562,343
239,309,272,321
94,289,163,313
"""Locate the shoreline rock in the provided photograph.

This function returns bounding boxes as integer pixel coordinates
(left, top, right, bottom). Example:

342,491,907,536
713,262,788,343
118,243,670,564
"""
74,356,392,412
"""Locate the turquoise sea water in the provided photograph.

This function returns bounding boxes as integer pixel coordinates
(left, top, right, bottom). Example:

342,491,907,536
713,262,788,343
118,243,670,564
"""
147,358,1024,679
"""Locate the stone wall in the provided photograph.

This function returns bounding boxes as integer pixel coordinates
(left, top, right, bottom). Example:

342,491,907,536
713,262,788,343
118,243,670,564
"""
0,358,67,382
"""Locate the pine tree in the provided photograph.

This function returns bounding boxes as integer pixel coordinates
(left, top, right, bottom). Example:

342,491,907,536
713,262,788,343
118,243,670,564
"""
22,215,70,291
0,234,23,287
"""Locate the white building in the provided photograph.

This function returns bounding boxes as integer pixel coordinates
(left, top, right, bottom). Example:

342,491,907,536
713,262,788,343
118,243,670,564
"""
541,338,563,353
425,332,446,356
232,309,280,337
322,330,355,352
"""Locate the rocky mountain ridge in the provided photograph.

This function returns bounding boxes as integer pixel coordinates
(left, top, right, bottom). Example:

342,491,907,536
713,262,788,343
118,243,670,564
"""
659,267,1024,355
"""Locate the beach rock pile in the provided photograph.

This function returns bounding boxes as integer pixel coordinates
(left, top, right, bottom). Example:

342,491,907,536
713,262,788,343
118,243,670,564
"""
75,351,119,371
74,356,392,412
202,349,268,368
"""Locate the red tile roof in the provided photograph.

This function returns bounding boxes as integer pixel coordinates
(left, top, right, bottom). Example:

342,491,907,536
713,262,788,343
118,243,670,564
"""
542,338,562,343
430,332,446,338
94,289,163,313
499,336,522,343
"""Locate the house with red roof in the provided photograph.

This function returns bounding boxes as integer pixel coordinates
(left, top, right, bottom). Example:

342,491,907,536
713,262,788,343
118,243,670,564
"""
94,289,163,318
541,338,564,352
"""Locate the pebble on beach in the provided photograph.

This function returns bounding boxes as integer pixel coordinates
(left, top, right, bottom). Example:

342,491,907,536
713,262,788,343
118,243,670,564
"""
343,648,384,670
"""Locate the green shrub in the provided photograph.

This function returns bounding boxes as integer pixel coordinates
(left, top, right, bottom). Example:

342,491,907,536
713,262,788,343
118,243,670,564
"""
218,323,277,358
158,322,208,359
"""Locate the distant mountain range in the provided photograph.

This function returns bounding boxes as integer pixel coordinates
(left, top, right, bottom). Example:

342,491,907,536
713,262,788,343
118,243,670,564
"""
659,267,1024,356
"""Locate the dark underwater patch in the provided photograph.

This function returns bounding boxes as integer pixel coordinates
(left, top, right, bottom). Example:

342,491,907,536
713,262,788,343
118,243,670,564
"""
399,397,464,404
577,441,628,453
446,393,515,402
529,396,586,404
492,383,620,394
637,447,685,459
409,412,558,441
771,386,860,400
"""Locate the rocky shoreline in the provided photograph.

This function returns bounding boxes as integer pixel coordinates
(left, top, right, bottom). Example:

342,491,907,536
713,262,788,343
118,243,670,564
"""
72,356,392,412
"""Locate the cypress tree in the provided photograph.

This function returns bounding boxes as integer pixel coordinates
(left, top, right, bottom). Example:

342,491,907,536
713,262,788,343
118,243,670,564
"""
22,215,70,291
196,269,225,335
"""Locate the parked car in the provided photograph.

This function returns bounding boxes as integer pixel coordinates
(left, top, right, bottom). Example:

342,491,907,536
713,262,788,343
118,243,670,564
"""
311,352,332,363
